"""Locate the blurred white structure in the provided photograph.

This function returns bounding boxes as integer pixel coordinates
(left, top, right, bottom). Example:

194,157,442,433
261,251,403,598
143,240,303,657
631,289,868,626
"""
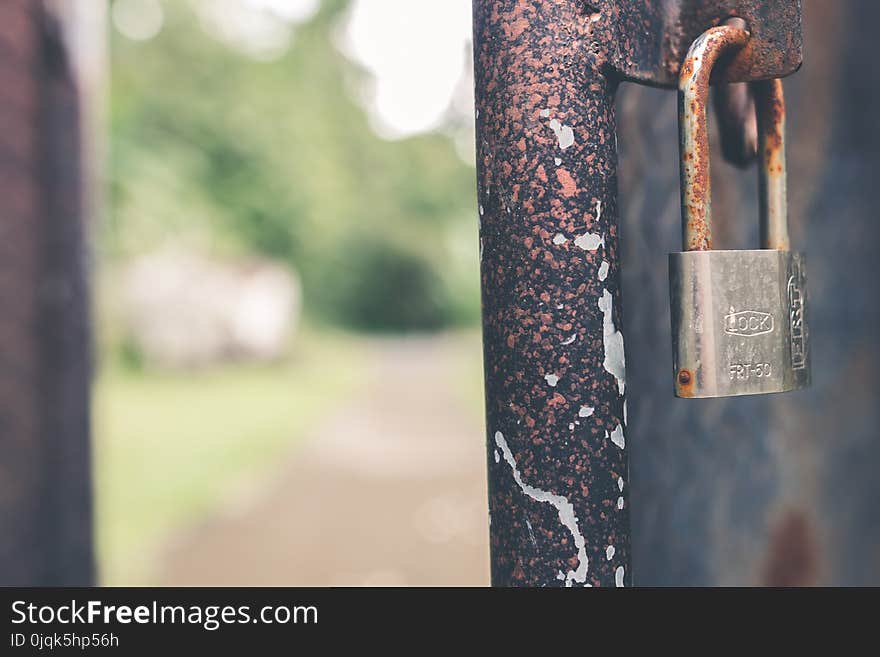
123,250,300,367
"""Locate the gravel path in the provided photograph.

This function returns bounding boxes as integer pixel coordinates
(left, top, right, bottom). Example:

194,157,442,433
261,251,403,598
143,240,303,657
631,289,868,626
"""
158,335,490,586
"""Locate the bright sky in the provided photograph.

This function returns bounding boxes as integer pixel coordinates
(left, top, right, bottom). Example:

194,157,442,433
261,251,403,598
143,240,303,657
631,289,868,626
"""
112,0,473,140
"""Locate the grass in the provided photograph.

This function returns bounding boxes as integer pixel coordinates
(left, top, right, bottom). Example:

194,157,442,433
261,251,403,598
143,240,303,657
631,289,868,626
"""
93,327,367,585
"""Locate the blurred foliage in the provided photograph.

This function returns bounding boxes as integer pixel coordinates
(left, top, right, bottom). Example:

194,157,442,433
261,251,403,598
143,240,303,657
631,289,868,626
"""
109,0,480,331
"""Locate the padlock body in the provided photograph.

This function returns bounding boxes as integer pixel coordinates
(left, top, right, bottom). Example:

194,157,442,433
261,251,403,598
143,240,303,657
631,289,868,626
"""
669,249,809,398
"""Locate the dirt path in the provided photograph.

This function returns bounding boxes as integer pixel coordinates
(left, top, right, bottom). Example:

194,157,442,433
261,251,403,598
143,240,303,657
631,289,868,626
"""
158,335,490,586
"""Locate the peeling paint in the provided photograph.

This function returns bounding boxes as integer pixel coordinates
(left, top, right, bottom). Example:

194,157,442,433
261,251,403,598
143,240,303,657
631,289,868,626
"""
544,373,559,387
574,232,604,251
552,233,568,245
548,118,575,150
494,431,589,587
598,260,609,281
578,405,594,417
598,289,626,395
615,566,625,587
607,423,625,449
524,515,538,549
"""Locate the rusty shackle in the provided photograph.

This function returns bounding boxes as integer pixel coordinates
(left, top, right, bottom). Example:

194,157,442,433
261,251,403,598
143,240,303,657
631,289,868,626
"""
678,25,789,252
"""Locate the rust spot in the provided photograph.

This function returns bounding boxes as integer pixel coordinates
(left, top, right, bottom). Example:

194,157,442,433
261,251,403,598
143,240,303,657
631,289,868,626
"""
503,17,530,40
536,163,548,183
555,167,577,198
676,368,694,396
761,510,820,587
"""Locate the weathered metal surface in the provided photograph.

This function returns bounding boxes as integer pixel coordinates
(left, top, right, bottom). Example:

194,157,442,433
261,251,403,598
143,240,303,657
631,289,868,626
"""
614,0,803,87
678,25,749,251
474,0,629,586
754,78,788,251
0,0,93,585
621,0,880,585
669,249,809,397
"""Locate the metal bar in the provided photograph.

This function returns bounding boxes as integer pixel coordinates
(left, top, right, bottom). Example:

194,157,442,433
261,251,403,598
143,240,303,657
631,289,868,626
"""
678,25,750,251
0,0,93,585
754,78,789,250
474,0,629,587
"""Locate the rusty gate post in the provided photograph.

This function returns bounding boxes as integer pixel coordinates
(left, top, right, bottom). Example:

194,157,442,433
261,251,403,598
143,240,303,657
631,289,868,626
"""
474,1,629,587
0,0,94,585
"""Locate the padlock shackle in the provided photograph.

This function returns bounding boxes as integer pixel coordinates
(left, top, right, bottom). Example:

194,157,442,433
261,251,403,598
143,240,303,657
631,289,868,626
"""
754,78,789,251
678,26,789,252
678,26,750,251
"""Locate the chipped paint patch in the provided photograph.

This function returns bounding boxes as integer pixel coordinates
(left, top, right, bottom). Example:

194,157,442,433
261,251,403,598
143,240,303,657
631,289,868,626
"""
494,431,589,587
544,373,559,387
561,333,577,345
524,515,538,549
598,260,609,281
494,449,500,463
607,423,625,449
548,118,575,150
598,289,626,395
578,405,594,418
554,157,562,166
606,545,615,561
539,108,550,118
615,566,625,587
574,232,604,251
617,496,624,510
552,233,567,245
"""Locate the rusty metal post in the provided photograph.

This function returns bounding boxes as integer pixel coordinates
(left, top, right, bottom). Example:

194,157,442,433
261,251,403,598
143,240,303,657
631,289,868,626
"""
0,0,93,585
474,1,629,587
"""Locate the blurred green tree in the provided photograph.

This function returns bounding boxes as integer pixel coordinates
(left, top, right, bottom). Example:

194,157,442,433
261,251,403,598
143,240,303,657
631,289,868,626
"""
109,0,479,331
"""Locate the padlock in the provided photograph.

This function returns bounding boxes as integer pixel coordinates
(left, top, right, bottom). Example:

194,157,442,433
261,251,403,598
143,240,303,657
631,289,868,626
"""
669,26,810,398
